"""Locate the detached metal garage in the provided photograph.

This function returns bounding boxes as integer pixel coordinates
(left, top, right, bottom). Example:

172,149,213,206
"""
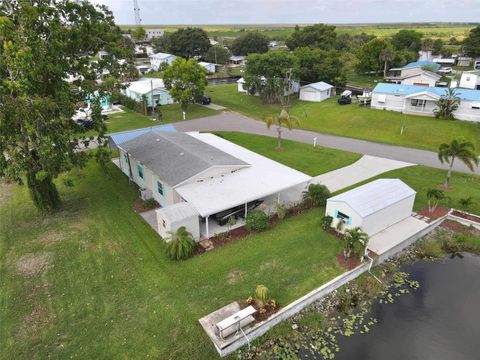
299,82,334,102
325,179,416,236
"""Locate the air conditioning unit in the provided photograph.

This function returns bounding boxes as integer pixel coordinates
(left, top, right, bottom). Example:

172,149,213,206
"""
140,188,152,201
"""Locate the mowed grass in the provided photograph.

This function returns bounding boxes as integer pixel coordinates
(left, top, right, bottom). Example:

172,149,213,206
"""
0,161,344,359
206,84,480,152
104,104,217,134
216,131,362,176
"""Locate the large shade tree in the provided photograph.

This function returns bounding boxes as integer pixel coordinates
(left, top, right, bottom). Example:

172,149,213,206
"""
356,38,394,74
294,47,346,86
438,139,479,189
0,0,132,211
168,27,211,59
286,24,337,51
230,32,269,56
463,25,480,58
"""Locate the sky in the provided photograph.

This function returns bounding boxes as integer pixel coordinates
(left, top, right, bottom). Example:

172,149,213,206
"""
91,0,480,25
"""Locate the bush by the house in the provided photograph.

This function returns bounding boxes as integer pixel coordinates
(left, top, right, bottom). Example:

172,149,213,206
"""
143,198,159,210
245,210,269,231
302,183,331,207
275,202,288,219
112,92,145,114
245,285,280,321
321,215,334,231
164,226,197,260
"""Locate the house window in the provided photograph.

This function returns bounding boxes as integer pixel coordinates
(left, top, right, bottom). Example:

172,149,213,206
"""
157,181,164,196
137,164,144,179
336,211,350,222
123,153,129,164
410,99,426,107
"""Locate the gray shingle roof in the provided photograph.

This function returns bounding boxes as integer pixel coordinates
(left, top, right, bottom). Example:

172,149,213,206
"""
120,131,249,186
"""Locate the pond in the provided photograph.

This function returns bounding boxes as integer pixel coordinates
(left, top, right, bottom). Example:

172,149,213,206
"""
334,254,480,360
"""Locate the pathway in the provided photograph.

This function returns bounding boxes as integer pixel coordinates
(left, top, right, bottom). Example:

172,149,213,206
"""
174,113,480,176
201,103,227,111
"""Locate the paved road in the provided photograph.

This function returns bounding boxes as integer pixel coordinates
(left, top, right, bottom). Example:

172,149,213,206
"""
174,113,480,176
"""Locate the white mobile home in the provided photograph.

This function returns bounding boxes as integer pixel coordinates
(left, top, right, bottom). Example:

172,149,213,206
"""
459,71,480,90
145,28,165,41
299,82,334,102
199,62,217,73
371,83,480,122
385,60,441,87
149,52,177,70
326,179,416,236
122,78,173,107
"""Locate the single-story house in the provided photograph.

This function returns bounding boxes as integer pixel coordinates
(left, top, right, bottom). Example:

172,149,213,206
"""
135,44,155,57
385,60,441,87
457,57,473,67
97,50,109,60
433,58,455,66
299,82,334,102
136,64,151,75
145,28,165,41
229,56,246,67
237,77,300,96
114,131,311,240
122,78,173,107
459,71,480,90
149,52,177,71
371,82,480,122
325,179,416,236
199,61,217,73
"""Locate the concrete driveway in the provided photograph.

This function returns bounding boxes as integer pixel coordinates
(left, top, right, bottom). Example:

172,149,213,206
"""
312,155,415,192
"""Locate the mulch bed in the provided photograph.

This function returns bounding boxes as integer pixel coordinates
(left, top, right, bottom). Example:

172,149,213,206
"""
418,207,450,222
441,219,480,236
451,210,480,223
132,197,159,213
336,250,376,270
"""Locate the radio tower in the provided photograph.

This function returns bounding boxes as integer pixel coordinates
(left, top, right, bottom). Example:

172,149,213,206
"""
133,0,142,26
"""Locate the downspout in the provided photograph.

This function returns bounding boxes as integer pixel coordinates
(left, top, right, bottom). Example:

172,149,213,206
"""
125,151,134,181
363,247,382,284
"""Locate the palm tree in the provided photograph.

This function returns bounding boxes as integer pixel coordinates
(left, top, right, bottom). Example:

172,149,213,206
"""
379,46,396,78
343,227,369,259
426,188,446,212
164,226,196,260
434,88,461,120
438,138,479,188
264,109,299,150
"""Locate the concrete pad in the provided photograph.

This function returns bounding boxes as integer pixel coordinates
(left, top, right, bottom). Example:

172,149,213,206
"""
312,155,414,192
367,216,429,256
139,209,158,231
202,103,226,111
198,302,256,350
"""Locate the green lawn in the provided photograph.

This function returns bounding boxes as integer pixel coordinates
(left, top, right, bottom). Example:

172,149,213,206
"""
0,161,344,360
206,84,480,152
104,105,217,134
345,70,383,88
216,131,361,176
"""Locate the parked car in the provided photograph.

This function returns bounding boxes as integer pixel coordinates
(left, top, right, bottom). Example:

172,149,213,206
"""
75,118,94,130
438,67,453,74
338,90,352,105
200,95,211,105
211,200,263,226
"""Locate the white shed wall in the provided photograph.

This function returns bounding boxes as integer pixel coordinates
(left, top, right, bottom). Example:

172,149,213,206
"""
156,210,201,241
325,201,364,233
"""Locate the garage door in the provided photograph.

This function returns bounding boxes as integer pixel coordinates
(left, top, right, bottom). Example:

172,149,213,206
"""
301,90,318,102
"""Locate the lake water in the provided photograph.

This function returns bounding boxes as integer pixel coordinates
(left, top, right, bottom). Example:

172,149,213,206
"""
335,254,480,360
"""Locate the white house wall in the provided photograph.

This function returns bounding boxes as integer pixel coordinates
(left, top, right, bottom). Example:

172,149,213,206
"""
360,195,415,236
325,201,364,233
156,210,200,241
401,73,438,87
459,73,480,90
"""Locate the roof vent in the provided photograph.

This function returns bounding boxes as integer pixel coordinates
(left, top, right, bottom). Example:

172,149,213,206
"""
179,152,184,156
156,139,160,142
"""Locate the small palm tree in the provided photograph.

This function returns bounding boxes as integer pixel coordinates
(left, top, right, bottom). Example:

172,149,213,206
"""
343,227,369,259
438,138,479,188
264,109,299,150
434,88,461,120
458,197,475,213
379,46,396,78
302,183,331,207
164,226,196,260
426,188,446,212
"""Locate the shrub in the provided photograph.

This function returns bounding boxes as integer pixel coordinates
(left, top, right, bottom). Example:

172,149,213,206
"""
321,215,334,231
275,202,288,220
143,198,158,210
416,238,443,259
164,226,196,260
245,210,269,231
302,183,331,207
255,285,269,303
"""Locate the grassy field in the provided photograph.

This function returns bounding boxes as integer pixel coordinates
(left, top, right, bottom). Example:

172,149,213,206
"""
0,160,345,360
120,23,476,41
216,132,361,176
206,84,480,152
104,105,217,134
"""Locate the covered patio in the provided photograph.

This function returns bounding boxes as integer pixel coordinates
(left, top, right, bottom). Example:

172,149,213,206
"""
403,91,440,115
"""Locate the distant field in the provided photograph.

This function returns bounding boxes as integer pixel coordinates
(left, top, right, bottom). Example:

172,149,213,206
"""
120,23,477,41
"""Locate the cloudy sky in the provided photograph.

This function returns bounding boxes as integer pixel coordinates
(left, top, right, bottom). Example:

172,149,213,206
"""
91,0,480,25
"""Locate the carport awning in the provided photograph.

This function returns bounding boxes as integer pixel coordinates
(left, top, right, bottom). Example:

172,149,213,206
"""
175,133,311,217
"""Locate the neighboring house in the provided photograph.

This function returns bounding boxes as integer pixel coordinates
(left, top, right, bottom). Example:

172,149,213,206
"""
145,28,165,41
459,71,480,90
122,78,173,107
418,50,433,61
135,44,155,57
237,77,300,96
433,58,455,66
136,64,151,75
229,55,246,67
113,131,311,240
371,82,480,122
299,82,334,102
149,52,177,71
325,179,416,236
475,59,480,70
97,50,109,60
199,61,217,74
457,57,473,67
237,77,247,93
209,38,219,46
385,60,441,87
